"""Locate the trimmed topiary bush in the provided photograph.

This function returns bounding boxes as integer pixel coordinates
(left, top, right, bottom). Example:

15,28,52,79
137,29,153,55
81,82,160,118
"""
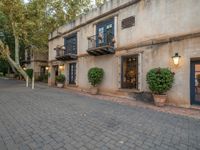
146,68,174,94
88,67,104,87
56,74,65,83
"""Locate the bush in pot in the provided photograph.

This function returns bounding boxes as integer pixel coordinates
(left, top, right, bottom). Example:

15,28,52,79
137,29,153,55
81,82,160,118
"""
146,68,174,106
55,74,66,88
88,67,104,95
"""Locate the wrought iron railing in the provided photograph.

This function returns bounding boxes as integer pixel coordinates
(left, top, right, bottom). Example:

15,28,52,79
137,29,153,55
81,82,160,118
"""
55,46,65,58
88,32,115,50
55,43,77,58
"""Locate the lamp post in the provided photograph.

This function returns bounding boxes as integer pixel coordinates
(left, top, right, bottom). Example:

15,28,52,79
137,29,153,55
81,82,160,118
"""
172,53,181,66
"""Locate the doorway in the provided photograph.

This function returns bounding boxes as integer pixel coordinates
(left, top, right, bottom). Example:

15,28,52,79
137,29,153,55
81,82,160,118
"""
121,55,138,89
53,65,59,85
69,63,76,85
191,61,200,105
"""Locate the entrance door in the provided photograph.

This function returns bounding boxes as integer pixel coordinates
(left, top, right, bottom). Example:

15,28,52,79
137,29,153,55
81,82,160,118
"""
69,63,76,85
53,65,59,85
96,18,114,47
191,61,200,105
121,55,138,89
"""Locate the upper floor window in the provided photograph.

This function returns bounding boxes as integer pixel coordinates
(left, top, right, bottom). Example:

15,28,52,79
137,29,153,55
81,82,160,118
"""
64,33,77,55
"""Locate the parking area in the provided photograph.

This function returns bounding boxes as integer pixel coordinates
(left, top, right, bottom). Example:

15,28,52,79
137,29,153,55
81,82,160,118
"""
0,79,200,150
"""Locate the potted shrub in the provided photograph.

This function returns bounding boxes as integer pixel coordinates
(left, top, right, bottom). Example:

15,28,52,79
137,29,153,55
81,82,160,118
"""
146,68,174,107
88,67,104,95
55,74,66,88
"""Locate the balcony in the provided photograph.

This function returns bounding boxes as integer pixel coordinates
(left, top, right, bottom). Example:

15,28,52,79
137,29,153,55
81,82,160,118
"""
21,56,31,64
87,32,115,56
55,45,77,61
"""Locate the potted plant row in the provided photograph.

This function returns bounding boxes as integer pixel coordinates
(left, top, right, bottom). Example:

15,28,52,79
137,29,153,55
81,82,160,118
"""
88,67,104,95
56,74,66,88
146,68,174,107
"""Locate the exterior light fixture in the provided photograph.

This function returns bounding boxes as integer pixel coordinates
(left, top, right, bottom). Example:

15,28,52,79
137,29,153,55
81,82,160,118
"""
59,65,64,70
45,66,49,70
172,53,181,65
23,67,27,70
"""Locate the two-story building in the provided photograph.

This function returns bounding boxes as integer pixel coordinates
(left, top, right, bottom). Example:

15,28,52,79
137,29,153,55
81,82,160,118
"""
48,0,200,107
23,47,48,82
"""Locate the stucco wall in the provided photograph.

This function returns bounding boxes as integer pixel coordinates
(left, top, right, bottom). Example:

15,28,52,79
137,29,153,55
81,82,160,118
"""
49,0,200,60
48,0,200,107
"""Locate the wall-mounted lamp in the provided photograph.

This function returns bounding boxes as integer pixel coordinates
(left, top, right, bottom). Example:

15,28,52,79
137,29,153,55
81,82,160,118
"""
59,65,64,70
45,66,49,70
172,53,181,65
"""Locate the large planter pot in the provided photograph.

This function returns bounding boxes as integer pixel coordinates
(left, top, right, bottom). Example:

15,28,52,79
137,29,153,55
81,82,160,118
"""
90,87,99,95
153,94,167,107
57,83,64,88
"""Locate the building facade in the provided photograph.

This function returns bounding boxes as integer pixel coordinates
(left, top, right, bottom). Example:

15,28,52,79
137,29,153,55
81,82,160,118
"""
48,0,200,107
23,48,48,81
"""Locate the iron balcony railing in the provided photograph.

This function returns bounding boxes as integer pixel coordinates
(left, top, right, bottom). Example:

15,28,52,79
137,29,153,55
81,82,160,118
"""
55,45,77,58
88,32,115,50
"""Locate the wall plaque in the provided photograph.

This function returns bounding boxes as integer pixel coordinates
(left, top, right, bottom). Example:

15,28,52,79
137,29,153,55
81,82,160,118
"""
121,16,135,29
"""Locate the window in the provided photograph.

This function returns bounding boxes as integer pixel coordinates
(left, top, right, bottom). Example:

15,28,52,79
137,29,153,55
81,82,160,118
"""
64,33,77,55
121,55,138,89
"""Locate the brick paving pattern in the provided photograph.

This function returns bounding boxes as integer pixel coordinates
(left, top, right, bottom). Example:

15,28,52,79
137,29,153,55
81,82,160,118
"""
0,79,200,150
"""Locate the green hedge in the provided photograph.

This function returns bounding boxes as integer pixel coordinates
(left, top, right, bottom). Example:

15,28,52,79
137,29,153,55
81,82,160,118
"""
146,68,174,94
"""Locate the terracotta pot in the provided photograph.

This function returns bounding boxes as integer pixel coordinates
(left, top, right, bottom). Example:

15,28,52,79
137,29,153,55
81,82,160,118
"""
91,87,99,95
153,94,167,107
57,83,64,88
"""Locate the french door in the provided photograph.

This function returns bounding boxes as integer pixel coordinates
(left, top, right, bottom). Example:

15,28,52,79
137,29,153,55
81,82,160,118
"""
96,18,114,47
191,61,200,105
69,63,76,85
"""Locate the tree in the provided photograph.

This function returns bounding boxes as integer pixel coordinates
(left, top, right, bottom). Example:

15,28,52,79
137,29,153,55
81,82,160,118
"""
95,0,106,6
0,0,91,87
0,0,30,85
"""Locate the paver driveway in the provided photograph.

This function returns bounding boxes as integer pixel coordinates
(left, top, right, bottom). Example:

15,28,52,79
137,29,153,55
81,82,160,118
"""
0,79,200,150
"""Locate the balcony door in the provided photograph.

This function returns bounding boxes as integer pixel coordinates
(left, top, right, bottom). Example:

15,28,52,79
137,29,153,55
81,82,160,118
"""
64,33,77,55
96,18,114,47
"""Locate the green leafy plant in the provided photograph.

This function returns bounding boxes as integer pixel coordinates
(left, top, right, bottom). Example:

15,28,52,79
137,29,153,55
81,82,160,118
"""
146,68,174,94
88,67,104,87
25,69,33,78
56,74,66,83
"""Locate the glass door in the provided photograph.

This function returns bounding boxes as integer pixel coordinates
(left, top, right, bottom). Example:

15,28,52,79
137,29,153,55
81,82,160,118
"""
69,63,76,85
191,61,200,105
121,55,138,89
96,18,114,47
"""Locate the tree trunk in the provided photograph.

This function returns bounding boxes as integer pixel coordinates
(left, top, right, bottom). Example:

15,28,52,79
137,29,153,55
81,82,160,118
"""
12,26,29,86
6,53,28,80
10,64,17,74
14,35,20,65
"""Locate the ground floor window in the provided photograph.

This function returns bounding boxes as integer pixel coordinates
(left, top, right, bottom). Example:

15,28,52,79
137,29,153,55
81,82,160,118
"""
69,63,76,85
121,55,138,89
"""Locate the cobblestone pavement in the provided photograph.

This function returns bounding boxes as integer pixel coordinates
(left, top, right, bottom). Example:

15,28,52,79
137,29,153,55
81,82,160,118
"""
0,79,200,150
